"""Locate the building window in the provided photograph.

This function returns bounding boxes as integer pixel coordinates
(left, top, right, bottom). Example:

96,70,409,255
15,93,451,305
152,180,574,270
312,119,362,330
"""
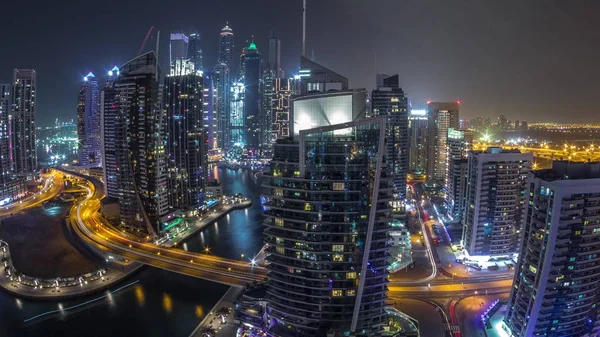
332,245,344,252
332,290,343,297
274,189,283,197
332,254,344,262
333,182,345,191
346,272,356,279
529,265,537,274
276,246,285,255
274,218,284,227
346,289,356,296
304,203,312,211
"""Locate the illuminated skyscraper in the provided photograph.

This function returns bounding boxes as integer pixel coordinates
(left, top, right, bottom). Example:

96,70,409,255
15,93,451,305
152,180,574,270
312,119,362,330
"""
270,78,292,141
427,102,459,181
461,147,532,256
261,68,275,151
241,39,262,152
504,161,600,337
169,32,189,72
100,66,120,200
163,67,207,212
371,74,409,201
188,32,203,71
212,63,230,149
109,51,167,236
11,69,37,174
0,83,10,180
202,73,217,149
77,72,101,166
267,30,281,76
445,128,472,222
260,118,392,336
298,56,348,95
408,109,428,174
217,23,234,68
229,82,245,148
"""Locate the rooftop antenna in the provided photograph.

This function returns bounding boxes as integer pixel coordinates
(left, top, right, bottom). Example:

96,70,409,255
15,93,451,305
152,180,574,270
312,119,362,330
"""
302,0,306,57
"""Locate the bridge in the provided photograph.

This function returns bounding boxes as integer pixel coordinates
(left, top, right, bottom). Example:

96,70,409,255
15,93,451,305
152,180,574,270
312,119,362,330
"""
57,168,268,287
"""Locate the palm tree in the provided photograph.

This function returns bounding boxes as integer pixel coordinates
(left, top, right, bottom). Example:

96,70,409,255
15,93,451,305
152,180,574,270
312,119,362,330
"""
198,327,216,337
215,306,230,324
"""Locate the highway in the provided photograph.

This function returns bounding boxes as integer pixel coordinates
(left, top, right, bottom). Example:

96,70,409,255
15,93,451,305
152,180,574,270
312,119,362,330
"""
0,171,62,218
59,168,268,287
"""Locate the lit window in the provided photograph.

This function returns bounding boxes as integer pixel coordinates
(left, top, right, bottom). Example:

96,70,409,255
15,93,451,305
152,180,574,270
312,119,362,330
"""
276,237,284,244
304,203,312,211
332,289,343,297
274,218,284,227
529,265,537,274
346,272,356,279
274,189,283,197
333,182,345,191
294,171,300,177
276,246,285,255
346,289,356,296
332,245,344,252
569,257,576,262
332,254,344,262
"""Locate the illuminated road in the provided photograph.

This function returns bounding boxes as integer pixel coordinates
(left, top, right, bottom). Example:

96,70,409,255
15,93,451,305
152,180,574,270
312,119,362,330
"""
58,169,268,287
0,171,62,218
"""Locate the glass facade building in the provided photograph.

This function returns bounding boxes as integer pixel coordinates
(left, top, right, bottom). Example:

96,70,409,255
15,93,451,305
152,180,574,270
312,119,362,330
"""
11,69,37,174
242,40,262,151
77,72,101,166
445,128,473,222
229,82,245,148
427,102,459,181
188,32,203,72
260,117,393,336
408,109,428,174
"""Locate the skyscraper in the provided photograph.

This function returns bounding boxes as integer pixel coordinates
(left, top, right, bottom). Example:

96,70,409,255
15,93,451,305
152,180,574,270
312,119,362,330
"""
504,161,600,337
371,74,409,201
0,83,11,180
229,81,245,149
267,30,281,76
109,51,167,236
217,23,234,68
408,109,428,174
188,32,203,72
163,66,206,211
169,32,189,72
77,72,101,166
262,117,392,336
270,78,292,141
445,128,473,222
241,39,262,152
202,73,217,149
11,69,37,174
298,56,348,95
461,147,532,256
260,67,275,151
212,63,230,150
100,66,120,200
427,102,459,181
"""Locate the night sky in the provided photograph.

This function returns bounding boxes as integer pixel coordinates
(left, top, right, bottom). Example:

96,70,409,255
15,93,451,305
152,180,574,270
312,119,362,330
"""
1,0,599,126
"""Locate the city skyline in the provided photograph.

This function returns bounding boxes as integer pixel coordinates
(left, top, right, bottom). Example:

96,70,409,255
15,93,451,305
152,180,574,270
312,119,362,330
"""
2,0,600,125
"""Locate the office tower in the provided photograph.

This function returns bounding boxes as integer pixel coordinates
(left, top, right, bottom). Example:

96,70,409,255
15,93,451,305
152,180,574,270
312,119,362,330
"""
408,109,428,174
262,117,392,336
521,120,528,131
298,56,348,95
212,64,230,150
163,66,206,211
11,69,37,174
291,89,367,136
461,147,532,256
188,32,203,72
498,115,508,131
371,74,409,201
267,30,281,76
239,46,248,80
0,83,11,180
229,82,245,149
271,78,292,141
241,39,262,152
504,161,600,337
427,102,459,181
261,68,275,151
217,23,234,68
445,128,473,222
169,32,189,72
202,73,217,149
100,68,120,200
77,72,101,166
111,51,167,236
514,120,520,131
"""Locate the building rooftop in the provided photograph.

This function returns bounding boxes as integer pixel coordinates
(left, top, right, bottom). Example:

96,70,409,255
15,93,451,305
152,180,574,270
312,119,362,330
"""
534,160,600,181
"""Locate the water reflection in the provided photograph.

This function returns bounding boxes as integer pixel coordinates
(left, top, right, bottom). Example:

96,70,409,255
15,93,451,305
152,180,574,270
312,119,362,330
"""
162,293,173,314
195,305,204,318
135,284,145,307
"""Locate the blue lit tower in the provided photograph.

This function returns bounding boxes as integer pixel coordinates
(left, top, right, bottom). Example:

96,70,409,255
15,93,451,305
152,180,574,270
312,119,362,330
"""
241,38,262,153
77,72,101,166
169,31,189,73
217,23,234,69
163,66,207,212
188,32,203,72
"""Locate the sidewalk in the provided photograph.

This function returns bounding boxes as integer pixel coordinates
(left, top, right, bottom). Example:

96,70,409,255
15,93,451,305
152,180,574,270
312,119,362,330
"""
189,286,244,337
161,199,252,248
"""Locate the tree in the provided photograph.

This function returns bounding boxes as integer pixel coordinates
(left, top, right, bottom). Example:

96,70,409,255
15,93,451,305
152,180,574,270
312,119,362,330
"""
215,306,230,324
198,327,216,337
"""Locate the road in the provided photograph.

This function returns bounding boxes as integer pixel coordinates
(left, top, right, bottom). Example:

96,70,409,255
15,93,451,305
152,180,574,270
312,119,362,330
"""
0,171,62,218
58,169,268,287
390,298,448,337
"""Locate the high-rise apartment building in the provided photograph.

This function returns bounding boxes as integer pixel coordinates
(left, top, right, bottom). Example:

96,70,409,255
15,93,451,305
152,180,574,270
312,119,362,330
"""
461,147,532,256
169,32,188,71
100,67,120,200
270,78,292,141
202,73,217,149
11,69,37,174
504,161,600,337
0,83,11,180
267,30,281,76
229,82,245,149
445,128,473,221
261,117,392,336
108,52,167,236
408,109,428,174
77,72,101,166
212,64,230,150
371,74,409,201
163,67,207,211
261,68,275,151
427,102,459,181
241,39,262,152
218,23,234,69
188,32,203,72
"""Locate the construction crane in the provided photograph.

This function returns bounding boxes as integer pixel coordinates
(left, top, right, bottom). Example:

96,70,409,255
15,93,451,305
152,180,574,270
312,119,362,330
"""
137,26,155,56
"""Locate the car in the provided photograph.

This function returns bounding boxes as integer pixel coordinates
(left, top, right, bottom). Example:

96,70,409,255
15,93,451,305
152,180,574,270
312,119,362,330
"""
455,259,463,264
